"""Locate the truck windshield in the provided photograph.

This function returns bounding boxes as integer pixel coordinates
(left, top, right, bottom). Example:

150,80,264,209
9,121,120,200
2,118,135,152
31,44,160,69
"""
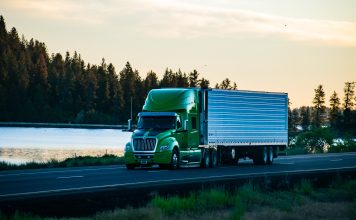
137,116,176,129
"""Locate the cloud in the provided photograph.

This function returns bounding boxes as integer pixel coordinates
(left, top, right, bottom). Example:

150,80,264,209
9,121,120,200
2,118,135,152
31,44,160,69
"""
3,0,356,47
142,0,356,47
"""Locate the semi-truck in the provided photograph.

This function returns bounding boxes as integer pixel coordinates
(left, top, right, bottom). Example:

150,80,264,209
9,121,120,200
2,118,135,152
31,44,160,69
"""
124,88,288,169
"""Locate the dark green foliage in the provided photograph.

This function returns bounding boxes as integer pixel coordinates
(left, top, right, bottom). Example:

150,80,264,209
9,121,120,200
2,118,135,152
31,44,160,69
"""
342,82,355,131
312,84,326,128
295,128,334,153
0,16,212,124
300,106,312,131
215,78,237,90
328,134,356,153
329,91,341,128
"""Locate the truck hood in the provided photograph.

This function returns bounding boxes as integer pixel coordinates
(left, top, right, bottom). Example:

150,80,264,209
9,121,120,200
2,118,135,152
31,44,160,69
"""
132,128,174,139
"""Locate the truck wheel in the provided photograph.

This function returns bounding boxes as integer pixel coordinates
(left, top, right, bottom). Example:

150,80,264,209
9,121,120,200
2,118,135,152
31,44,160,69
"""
210,149,218,168
262,146,268,165
170,149,179,169
202,149,210,168
253,146,267,165
230,147,239,165
126,164,135,170
267,147,274,165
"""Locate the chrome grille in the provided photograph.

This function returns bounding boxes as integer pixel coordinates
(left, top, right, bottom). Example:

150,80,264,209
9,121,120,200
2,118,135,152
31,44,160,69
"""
133,138,156,151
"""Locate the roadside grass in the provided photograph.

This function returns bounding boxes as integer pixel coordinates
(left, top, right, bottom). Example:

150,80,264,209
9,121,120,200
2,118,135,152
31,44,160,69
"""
0,154,124,171
2,178,356,219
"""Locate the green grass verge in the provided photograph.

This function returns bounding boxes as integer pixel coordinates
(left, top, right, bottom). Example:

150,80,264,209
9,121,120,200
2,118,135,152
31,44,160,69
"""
0,154,124,171
3,178,355,220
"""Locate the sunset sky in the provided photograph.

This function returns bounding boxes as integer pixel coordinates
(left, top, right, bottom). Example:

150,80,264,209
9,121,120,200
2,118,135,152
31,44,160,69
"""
1,0,355,107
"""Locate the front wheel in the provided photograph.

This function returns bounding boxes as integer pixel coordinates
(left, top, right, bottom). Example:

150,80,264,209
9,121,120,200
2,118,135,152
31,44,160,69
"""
170,148,179,169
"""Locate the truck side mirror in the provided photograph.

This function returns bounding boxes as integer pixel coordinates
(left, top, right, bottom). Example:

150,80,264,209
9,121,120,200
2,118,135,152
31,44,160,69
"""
183,119,189,131
128,119,132,131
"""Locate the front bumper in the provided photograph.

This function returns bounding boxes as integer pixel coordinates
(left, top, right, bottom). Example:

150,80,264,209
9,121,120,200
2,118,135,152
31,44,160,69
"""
124,151,172,166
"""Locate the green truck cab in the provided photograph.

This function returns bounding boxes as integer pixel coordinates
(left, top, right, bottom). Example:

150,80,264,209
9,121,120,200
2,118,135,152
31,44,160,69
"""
124,88,288,169
124,88,201,169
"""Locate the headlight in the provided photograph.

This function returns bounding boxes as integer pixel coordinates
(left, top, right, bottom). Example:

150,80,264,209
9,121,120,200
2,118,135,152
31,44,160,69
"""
160,145,169,152
125,143,132,152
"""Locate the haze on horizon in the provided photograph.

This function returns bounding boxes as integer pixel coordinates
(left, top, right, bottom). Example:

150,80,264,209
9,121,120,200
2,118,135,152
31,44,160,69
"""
0,0,355,108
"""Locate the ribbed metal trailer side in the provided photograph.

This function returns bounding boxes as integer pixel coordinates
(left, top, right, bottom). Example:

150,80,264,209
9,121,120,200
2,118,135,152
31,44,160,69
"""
207,89,288,147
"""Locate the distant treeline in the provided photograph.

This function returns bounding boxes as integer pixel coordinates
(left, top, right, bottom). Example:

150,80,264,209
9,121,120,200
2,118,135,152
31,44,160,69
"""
0,16,237,124
288,83,356,136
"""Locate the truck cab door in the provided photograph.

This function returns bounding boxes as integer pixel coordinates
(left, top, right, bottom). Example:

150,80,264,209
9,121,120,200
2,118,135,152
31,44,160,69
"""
188,114,200,163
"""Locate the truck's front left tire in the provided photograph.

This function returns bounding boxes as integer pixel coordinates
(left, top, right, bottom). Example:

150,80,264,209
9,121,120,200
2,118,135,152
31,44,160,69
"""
170,148,180,169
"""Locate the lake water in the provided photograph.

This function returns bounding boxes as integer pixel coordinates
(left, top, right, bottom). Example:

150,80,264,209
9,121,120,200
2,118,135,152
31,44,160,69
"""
0,127,131,164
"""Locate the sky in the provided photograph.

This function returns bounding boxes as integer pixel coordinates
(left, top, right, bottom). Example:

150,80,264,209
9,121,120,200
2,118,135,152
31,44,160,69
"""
0,0,355,108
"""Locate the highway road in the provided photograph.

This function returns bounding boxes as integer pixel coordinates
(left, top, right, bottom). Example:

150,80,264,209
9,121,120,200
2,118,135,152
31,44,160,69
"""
1,152,356,202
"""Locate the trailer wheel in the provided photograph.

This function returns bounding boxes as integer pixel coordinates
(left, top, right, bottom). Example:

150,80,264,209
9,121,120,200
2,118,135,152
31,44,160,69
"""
231,147,239,165
262,146,268,165
202,149,210,168
210,149,218,168
253,146,268,165
267,147,274,165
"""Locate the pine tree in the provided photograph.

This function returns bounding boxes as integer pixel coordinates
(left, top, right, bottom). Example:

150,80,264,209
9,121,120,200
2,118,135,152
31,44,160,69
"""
312,84,326,128
120,62,141,121
300,106,311,131
107,63,123,123
144,71,159,94
329,91,341,128
343,81,355,129
199,78,210,89
160,68,174,88
288,106,300,133
189,69,199,87
176,69,189,88
215,78,238,90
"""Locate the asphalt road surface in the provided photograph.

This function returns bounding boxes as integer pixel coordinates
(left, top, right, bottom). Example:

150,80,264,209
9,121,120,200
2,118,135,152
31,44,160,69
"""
1,152,356,201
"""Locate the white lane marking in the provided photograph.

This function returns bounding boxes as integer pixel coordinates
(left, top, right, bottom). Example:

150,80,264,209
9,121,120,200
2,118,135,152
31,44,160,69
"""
57,176,84,179
278,162,295,165
1,165,356,198
0,166,125,177
330,159,343,162
147,170,168,173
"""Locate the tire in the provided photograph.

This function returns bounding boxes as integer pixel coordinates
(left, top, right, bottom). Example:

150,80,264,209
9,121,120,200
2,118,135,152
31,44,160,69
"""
202,149,210,168
253,146,268,165
231,147,239,165
170,148,179,169
266,147,274,165
261,146,268,165
210,149,218,168
126,164,135,170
